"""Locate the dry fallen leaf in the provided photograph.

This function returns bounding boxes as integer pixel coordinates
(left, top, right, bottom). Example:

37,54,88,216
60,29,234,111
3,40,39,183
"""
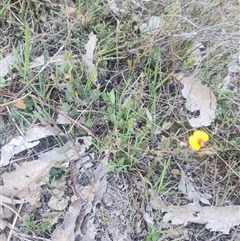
1,137,92,205
0,233,7,241
143,212,154,226
178,170,211,205
0,136,39,167
1,149,67,205
51,199,82,241
52,186,96,241
219,74,237,93
139,16,161,33
0,205,14,220
83,32,98,86
227,51,240,73
107,0,120,14
14,99,27,110
151,192,240,234
0,54,15,78
56,112,72,124
0,194,25,205
48,194,68,211
92,152,109,205
24,125,60,142
218,52,240,93
80,217,98,241
175,73,217,127
62,6,76,18
188,42,204,66
0,125,60,167
29,55,45,68
29,53,67,68
0,219,8,232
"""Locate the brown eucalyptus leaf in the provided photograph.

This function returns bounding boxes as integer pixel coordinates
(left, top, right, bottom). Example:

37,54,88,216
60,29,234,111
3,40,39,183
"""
51,199,82,241
175,73,217,127
1,137,91,205
151,192,240,234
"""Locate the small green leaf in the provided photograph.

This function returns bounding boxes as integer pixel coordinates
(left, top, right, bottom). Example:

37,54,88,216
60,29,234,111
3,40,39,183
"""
0,77,6,87
109,89,115,104
102,91,108,101
146,108,152,121
109,113,116,122
137,108,145,118
162,138,170,149
173,148,181,155
69,109,77,117
107,106,114,114
139,140,149,149
90,89,100,101
62,102,71,112
123,97,132,108
49,168,59,177
86,118,93,127
162,121,172,130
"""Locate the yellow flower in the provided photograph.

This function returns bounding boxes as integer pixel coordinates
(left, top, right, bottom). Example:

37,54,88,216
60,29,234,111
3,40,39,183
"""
189,130,209,151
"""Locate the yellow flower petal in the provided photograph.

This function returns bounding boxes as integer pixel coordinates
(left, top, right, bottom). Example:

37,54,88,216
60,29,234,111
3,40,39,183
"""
193,130,209,142
189,135,200,151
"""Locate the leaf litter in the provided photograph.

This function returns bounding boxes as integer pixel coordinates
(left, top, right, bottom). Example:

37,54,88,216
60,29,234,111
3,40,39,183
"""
0,54,15,78
1,136,92,205
178,168,211,205
51,199,82,241
83,32,98,87
219,51,240,92
1,125,95,239
0,119,91,237
51,151,109,241
151,191,240,234
139,16,162,33
0,125,61,167
0,52,71,87
175,72,217,127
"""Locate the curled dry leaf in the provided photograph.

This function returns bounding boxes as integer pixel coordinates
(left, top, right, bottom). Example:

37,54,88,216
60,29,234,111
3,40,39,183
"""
175,73,217,127
178,170,211,205
1,148,72,205
52,186,96,241
51,199,82,241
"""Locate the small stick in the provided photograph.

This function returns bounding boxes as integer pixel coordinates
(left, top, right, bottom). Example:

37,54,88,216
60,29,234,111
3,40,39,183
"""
0,93,31,108
31,95,101,143
7,202,23,241
70,162,80,198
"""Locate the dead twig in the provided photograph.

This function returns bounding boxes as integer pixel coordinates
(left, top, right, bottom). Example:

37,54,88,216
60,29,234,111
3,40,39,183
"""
7,202,23,241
